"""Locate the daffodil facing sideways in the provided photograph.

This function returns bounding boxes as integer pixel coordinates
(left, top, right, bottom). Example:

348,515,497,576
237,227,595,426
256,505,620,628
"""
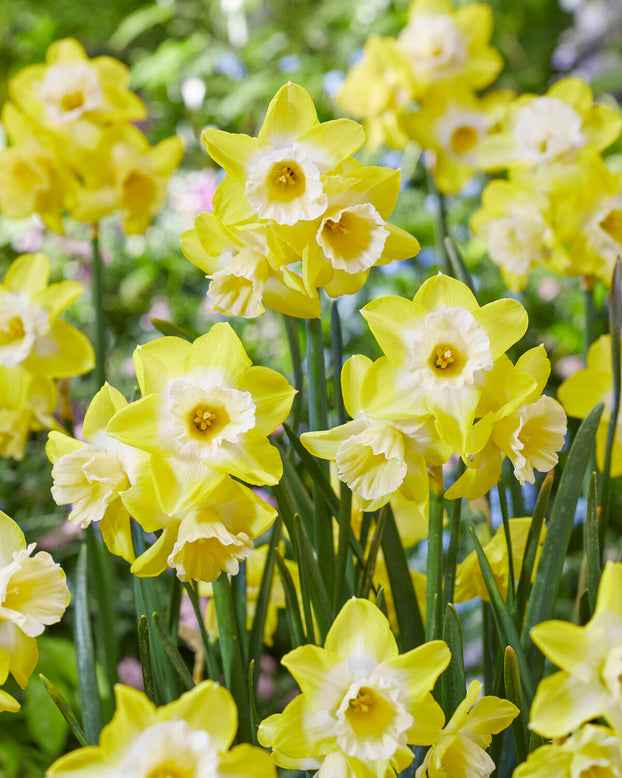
202,81,364,227
0,511,70,712
123,473,277,583
360,273,528,455
453,518,546,604
46,383,150,562
258,597,451,777
0,253,94,378
302,354,451,512
513,724,622,778
529,561,622,738
416,680,518,778
106,323,295,514
558,335,622,478
445,347,567,500
46,680,275,777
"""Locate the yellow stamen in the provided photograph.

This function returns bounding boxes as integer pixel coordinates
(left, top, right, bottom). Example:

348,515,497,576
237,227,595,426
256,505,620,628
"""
275,166,296,185
60,92,85,112
325,218,350,236
348,689,373,714
7,317,25,340
435,347,454,369
193,409,215,431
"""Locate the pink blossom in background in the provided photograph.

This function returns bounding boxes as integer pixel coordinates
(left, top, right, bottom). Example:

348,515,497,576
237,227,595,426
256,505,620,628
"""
117,656,144,690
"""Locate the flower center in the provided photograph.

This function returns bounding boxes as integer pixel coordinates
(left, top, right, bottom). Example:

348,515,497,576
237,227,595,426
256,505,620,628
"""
600,209,622,244
325,217,350,236
6,317,25,341
348,688,374,714
435,346,455,369
268,161,305,202
189,404,219,437
450,125,478,155
146,765,194,778
61,91,85,112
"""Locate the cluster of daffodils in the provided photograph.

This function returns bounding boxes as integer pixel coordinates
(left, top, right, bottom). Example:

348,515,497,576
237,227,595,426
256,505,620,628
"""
47,323,295,580
337,0,622,290
302,273,567,509
0,38,183,234
181,81,420,318
0,511,70,712
514,561,622,777
0,253,94,459
259,598,518,777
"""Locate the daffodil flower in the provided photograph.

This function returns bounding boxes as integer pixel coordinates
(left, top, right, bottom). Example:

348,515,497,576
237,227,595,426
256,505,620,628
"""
0,511,70,711
202,82,364,226
361,273,528,454
259,598,450,776
416,680,518,778
46,681,275,776
529,561,622,738
107,323,295,514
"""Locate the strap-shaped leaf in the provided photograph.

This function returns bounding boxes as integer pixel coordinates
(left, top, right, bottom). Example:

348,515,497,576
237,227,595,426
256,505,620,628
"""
522,404,603,681
275,550,306,647
441,604,466,720
152,611,194,691
249,518,282,680
444,236,476,296
503,647,528,764
293,514,334,642
381,505,425,650
426,492,444,641
586,472,601,616
150,318,196,341
138,615,156,704
39,673,89,749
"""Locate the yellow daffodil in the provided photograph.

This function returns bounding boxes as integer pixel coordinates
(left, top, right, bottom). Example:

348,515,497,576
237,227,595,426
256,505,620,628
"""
302,354,451,511
397,0,503,94
46,680,275,776
181,177,321,319
0,366,61,460
558,335,622,477
408,83,514,194
107,324,295,514
529,561,622,738
336,35,417,151
361,273,528,454
274,164,420,299
470,180,569,291
202,82,364,226
46,383,150,562
453,517,546,603
553,151,622,284
0,511,70,712
447,347,566,499
258,597,451,776
70,123,184,234
9,38,146,130
124,474,276,583
0,253,94,378
416,680,518,778
478,78,622,176
514,723,622,778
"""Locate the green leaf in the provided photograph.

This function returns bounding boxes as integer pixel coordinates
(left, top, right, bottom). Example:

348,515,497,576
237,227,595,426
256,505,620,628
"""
468,524,535,703
444,237,476,295
152,612,194,691
380,505,425,650
212,573,251,743
522,403,603,682
282,424,339,519
497,481,516,608
292,514,334,642
138,615,156,704
425,492,444,641
515,470,554,625
503,647,529,765
149,318,196,342
37,674,87,751
357,506,387,599
109,3,174,50
275,550,306,648
74,543,104,744
586,472,601,616
441,604,466,720
183,582,221,681
249,517,281,681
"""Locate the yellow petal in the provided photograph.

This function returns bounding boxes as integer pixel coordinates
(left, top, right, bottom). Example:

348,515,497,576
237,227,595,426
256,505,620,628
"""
325,598,398,663
258,82,319,142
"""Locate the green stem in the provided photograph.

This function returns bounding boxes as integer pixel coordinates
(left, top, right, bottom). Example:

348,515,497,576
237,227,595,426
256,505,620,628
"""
183,582,220,682
426,172,451,275
443,461,465,608
582,276,597,365
91,224,107,388
282,315,303,431
426,490,444,642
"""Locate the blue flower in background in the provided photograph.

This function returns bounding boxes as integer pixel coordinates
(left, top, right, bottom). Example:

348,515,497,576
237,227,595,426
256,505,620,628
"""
214,52,247,81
